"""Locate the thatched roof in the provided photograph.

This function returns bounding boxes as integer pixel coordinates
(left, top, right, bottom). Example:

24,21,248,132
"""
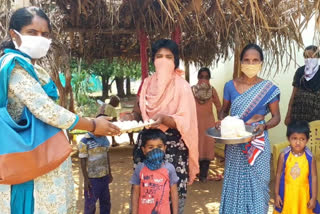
52,0,319,69
1,0,320,70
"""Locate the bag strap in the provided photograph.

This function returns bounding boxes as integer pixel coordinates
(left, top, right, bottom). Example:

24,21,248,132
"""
0,50,39,107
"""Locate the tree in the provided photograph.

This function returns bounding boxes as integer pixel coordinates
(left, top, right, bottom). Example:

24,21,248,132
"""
113,59,141,97
89,58,142,98
88,59,114,100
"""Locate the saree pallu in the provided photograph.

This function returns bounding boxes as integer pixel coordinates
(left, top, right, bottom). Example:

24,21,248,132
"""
219,80,280,214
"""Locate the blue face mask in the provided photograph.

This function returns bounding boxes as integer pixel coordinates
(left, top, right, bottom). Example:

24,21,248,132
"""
144,148,165,170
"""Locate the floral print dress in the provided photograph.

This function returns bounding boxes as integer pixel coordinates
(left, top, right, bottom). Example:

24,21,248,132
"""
0,64,77,214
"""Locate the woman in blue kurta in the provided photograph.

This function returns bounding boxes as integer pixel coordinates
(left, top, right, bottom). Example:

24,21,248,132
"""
218,44,281,214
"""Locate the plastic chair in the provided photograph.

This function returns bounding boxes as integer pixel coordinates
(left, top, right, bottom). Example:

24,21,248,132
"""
308,120,320,155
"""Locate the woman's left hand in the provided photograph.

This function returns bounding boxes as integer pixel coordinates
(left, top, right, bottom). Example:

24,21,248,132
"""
253,124,266,136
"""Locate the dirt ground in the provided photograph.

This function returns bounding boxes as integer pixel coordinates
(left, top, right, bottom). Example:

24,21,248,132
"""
72,96,276,213
71,141,276,214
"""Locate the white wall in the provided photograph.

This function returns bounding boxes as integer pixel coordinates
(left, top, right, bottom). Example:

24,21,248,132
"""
182,16,317,146
14,0,30,9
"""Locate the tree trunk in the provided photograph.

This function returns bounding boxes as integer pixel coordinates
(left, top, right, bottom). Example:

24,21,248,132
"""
115,76,125,98
233,30,243,79
50,66,75,113
126,76,131,96
101,76,110,100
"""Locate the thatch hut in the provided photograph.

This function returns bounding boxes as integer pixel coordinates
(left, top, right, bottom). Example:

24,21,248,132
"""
1,0,319,109
54,0,320,78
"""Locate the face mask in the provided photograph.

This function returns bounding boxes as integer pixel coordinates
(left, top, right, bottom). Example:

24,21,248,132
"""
154,58,175,85
241,63,262,78
198,79,210,85
144,148,165,170
304,58,320,81
13,30,51,59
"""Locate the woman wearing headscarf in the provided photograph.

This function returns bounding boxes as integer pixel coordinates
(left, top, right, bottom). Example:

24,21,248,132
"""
285,45,320,125
128,39,198,213
192,67,221,182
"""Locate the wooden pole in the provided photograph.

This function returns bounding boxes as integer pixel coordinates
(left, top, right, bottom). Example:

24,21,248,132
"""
185,61,190,83
137,29,148,95
233,46,241,79
233,30,242,79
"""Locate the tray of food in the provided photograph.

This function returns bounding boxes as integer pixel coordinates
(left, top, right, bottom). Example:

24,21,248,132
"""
206,116,258,144
112,119,156,133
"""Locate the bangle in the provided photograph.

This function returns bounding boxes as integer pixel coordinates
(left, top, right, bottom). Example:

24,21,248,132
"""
91,119,96,133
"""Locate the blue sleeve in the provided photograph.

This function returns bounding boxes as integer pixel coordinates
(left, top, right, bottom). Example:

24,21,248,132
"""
166,162,179,186
130,163,144,185
269,94,280,104
68,115,79,130
223,81,232,101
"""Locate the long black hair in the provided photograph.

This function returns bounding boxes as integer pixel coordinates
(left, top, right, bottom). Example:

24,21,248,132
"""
0,7,51,54
151,39,180,69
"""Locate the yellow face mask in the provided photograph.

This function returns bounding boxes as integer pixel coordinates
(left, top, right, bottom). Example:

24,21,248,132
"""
240,64,262,78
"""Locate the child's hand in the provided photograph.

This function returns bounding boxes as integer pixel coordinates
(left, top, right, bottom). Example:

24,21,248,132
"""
308,197,316,209
84,179,92,197
120,112,133,121
109,174,113,184
275,195,283,208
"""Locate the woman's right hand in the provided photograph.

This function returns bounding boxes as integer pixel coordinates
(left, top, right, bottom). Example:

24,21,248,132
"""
215,121,221,129
94,116,121,136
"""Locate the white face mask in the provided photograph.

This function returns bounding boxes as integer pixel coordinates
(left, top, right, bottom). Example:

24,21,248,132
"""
304,58,319,81
13,30,51,59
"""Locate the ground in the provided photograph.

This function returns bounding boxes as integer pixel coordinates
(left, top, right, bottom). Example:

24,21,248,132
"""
72,140,276,214
72,96,276,213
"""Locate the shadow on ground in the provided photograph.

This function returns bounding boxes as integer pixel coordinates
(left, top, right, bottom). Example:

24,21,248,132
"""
72,143,276,214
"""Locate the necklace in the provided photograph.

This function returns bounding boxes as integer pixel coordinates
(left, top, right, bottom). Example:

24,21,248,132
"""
291,150,304,157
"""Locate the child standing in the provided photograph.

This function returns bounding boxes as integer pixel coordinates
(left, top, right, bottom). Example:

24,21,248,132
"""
130,129,179,214
78,114,113,214
274,120,320,214
100,95,121,146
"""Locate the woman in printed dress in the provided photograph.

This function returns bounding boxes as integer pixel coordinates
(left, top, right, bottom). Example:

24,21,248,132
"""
0,7,120,214
218,44,281,214
192,67,221,182
126,39,198,214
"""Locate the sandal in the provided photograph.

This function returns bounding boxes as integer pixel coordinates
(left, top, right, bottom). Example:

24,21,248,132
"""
207,174,223,181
